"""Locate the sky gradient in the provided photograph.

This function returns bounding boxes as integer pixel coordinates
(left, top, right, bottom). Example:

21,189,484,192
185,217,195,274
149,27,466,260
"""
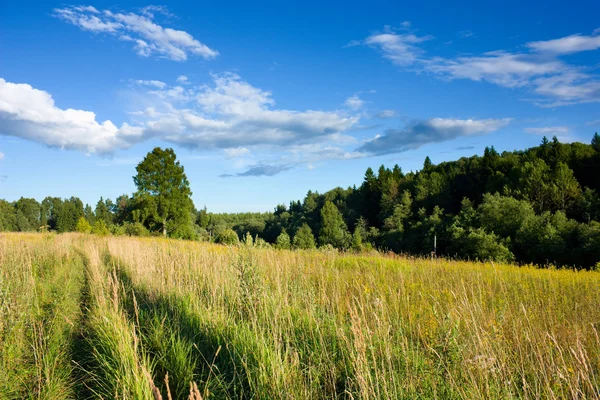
1,0,599,211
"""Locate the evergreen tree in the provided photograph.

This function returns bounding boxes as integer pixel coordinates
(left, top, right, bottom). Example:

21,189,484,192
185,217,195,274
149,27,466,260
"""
133,147,193,236
592,132,600,152
276,229,291,249
293,223,316,249
319,201,350,249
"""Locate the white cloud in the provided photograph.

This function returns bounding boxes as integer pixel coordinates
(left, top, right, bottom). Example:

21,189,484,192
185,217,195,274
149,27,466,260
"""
0,75,358,157
527,34,600,54
176,75,189,84
364,31,433,66
586,119,600,126
524,126,569,135
224,147,250,158
54,5,218,61
360,27,600,106
0,152,4,160
344,94,364,110
358,118,511,155
135,79,167,89
374,109,396,118
459,30,474,38
0,78,141,153
220,163,292,177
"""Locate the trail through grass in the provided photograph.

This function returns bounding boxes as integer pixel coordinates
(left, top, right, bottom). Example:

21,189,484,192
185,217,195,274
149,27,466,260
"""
1,232,599,399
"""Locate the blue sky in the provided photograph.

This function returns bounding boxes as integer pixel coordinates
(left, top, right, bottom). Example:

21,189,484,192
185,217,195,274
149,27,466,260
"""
1,0,599,212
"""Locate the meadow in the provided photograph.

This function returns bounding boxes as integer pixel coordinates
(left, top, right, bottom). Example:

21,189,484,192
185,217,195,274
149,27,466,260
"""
1,232,599,399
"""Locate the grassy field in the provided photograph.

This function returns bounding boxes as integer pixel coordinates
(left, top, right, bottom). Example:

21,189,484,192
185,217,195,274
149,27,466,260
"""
1,233,599,399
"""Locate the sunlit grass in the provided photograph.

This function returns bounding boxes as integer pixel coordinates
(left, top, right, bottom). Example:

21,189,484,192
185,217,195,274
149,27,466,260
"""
1,232,599,399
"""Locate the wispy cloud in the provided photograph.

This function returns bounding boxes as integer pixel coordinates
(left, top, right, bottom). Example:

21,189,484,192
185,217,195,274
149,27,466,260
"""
358,118,511,155
0,152,4,160
458,30,474,38
524,126,569,135
358,26,600,106
176,75,189,84
527,33,600,54
220,163,292,177
586,119,600,126
135,79,167,89
54,5,218,61
359,26,434,66
374,109,396,118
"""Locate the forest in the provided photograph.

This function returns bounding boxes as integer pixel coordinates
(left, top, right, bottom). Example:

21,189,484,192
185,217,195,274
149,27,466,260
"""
2,134,600,269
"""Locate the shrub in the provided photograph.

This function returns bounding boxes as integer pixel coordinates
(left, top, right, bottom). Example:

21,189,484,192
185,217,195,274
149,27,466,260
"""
124,222,149,237
216,228,239,245
91,219,111,236
293,223,316,249
276,229,291,250
75,217,92,233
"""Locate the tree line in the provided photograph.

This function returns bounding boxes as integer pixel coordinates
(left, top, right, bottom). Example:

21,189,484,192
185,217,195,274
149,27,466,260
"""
1,135,600,269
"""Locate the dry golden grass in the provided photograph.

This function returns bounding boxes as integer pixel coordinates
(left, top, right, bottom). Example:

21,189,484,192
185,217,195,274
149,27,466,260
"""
1,232,599,399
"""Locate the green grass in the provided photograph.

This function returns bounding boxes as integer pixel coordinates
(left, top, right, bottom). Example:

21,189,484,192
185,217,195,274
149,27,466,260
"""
1,232,599,399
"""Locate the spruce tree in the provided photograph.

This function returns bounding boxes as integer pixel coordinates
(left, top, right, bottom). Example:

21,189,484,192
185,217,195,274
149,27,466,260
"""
319,201,350,249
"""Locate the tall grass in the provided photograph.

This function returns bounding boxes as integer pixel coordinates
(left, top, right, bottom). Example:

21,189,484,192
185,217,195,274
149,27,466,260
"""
1,232,599,399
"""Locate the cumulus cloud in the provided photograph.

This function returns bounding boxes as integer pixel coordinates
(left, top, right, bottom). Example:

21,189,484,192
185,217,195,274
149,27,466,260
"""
358,118,511,155
0,78,141,153
54,5,218,61
176,75,189,84
0,75,358,158
344,94,364,110
359,26,600,106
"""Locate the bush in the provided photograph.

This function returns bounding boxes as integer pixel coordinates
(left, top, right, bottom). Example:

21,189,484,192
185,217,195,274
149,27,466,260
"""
216,228,239,245
75,217,92,233
91,219,111,236
293,223,316,249
276,229,291,250
124,222,149,237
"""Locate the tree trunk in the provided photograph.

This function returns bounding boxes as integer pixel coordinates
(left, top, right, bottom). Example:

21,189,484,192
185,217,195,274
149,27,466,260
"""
162,219,167,237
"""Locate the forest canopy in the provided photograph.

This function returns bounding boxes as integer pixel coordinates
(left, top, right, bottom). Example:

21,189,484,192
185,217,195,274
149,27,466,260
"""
2,134,600,269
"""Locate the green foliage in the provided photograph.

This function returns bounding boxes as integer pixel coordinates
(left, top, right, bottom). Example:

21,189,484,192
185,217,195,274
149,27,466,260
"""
133,147,193,237
75,217,92,233
293,223,316,249
275,229,291,250
91,219,111,236
448,225,514,262
123,222,150,237
478,193,534,238
215,228,239,245
319,201,351,249
351,226,363,251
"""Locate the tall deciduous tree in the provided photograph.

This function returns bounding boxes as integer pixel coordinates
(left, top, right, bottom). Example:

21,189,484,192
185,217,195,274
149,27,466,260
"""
133,147,193,236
